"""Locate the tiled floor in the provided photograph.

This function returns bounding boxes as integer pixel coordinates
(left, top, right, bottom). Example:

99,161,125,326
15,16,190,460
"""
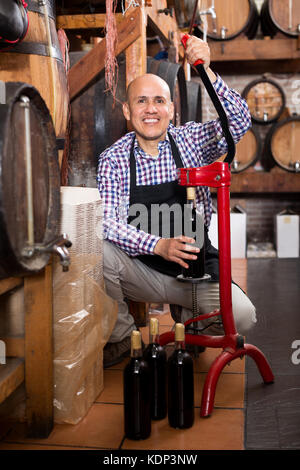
0,260,247,450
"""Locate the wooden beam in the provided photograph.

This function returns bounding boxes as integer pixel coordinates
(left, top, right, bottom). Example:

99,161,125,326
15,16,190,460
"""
56,13,123,30
0,277,23,297
125,3,147,88
146,0,179,45
68,7,143,101
24,264,53,438
0,358,24,405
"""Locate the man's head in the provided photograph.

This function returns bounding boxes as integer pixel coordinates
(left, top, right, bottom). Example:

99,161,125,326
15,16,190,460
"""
123,74,174,148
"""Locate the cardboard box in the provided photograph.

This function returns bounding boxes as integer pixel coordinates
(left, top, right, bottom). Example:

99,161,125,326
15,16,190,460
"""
276,210,299,258
208,205,247,258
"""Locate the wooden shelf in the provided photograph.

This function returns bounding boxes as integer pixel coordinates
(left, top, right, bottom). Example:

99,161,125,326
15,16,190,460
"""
207,36,300,74
229,166,300,193
0,358,24,405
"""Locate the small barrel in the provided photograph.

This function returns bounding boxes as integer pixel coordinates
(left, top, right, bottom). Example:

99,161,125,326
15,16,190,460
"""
0,82,60,279
242,78,285,125
0,0,69,140
147,57,188,125
264,115,300,172
186,81,202,123
174,0,259,40
261,0,300,38
231,126,262,172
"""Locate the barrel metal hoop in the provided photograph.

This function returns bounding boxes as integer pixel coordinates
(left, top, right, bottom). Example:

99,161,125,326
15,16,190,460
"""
26,0,56,20
5,41,63,62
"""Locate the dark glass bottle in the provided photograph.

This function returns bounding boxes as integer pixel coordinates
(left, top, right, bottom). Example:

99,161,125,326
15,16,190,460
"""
167,323,194,429
123,330,151,440
182,187,205,279
143,318,167,420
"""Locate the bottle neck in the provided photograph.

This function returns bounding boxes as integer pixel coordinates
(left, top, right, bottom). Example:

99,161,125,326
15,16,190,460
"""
175,340,185,350
187,198,195,209
149,333,160,344
131,347,143,358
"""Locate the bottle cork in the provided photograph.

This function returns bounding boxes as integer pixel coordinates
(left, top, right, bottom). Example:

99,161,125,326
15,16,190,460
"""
131,330,142,350
175,323,185,342
149,318,159,336
186,187,196,200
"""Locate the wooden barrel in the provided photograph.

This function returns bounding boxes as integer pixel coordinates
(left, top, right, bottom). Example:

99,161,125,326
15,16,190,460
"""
186,80,202,123
68,51,127,187
0,82,60,279
242,78,285,125
231,126,262,172
147,57,188,125
173,0,259,40
261,0,300,38
264,116,300,172
0,0,69,140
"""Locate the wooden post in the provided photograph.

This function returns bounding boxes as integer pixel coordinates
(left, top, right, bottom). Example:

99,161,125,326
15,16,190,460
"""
125,2,147,88
24,264,53,438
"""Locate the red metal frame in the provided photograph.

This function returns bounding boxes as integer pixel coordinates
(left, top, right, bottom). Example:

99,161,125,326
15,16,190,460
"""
159,161,274,417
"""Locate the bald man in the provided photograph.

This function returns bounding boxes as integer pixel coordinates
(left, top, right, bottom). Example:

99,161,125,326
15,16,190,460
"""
97,36,255,368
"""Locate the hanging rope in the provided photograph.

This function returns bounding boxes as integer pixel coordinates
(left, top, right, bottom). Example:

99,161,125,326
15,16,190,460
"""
105,0,119,104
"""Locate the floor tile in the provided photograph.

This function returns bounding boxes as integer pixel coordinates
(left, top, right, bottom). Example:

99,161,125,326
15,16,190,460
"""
0,442,96,450
5,404,124,449
193,347,246,373
122,408,244,450
96,367,244,410
194,372,244,409
96,370,123,404
0,421,14,441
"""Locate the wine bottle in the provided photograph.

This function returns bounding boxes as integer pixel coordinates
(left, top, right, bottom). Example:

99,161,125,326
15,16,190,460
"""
123,330,151,440
143,318,167,420
167,323,194,429
182,187,205,279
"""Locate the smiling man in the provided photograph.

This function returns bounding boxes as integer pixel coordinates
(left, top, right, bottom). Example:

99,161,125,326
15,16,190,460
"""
97,36,256,368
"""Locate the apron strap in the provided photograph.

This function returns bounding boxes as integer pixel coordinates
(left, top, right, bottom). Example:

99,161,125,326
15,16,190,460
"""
129,132,184,193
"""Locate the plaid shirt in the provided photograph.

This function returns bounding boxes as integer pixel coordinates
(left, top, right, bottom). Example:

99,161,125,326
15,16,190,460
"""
97,75,251,257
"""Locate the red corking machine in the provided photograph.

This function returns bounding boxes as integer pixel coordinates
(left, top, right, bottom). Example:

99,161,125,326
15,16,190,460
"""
159,34,274,418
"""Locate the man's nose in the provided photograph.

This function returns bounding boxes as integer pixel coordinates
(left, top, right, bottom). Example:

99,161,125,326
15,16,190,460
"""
145,101,158,112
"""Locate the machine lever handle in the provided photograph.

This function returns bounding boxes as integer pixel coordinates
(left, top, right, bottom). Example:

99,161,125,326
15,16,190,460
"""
181,34,235,166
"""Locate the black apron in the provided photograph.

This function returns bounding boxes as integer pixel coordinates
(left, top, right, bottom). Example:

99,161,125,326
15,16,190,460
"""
127,133,219,281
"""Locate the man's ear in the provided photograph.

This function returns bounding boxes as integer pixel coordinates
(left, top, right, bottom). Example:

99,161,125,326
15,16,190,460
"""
123,102,130,121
